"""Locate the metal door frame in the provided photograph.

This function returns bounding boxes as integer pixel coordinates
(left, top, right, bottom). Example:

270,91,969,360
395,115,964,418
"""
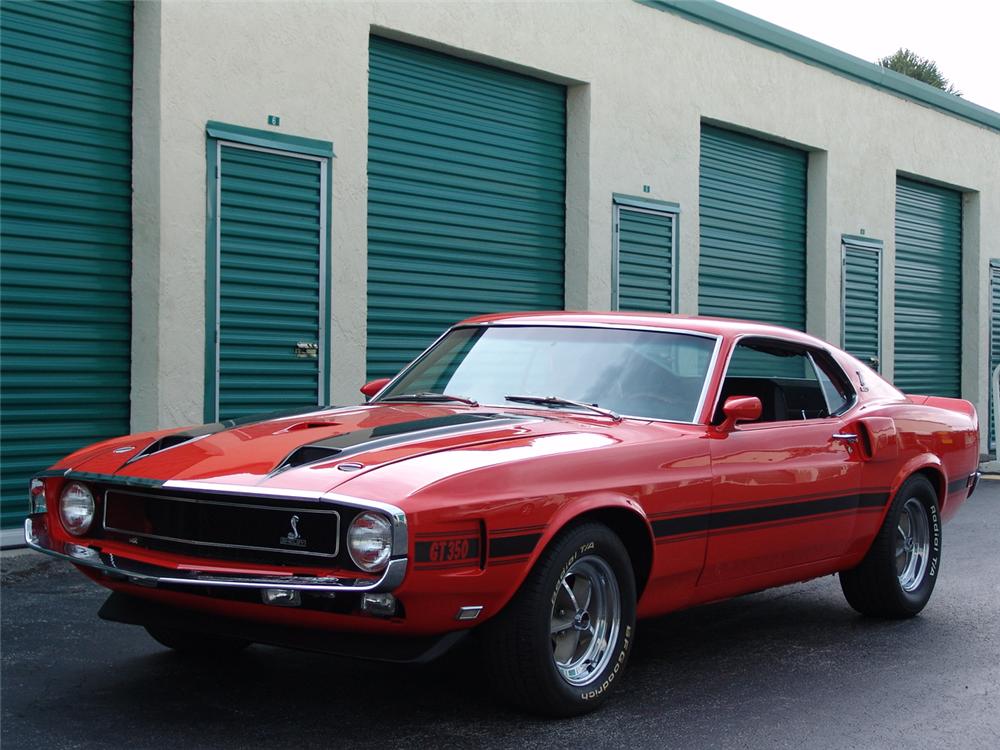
612,196,680,312
840,235,883,371
206,135,331,422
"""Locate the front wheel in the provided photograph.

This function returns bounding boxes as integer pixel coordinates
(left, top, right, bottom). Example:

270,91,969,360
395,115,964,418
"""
482,523,637,717
839,474,942,618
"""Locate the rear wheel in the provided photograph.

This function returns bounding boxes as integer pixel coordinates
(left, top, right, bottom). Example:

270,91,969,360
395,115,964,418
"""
839,475,941,618
482,523,637,717
145,624,251,657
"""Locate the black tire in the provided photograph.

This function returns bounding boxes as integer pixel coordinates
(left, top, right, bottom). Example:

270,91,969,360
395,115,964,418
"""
839,474,942,618
145,624,251,657
482,522,637,717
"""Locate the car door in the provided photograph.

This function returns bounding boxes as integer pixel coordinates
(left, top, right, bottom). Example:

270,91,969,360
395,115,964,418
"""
700,338,863,584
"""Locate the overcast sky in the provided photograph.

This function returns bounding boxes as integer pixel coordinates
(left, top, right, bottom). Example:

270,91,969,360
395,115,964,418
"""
719,0,1000,114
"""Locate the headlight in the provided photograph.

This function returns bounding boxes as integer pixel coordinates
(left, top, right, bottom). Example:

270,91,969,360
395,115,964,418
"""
346,512,392,572
29,478,47,514
59,483,95,536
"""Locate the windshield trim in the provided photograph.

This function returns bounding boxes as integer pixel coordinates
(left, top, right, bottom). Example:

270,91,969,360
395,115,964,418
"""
370,323,724,425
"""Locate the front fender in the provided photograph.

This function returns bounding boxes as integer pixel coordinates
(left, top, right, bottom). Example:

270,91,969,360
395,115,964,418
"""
481,493,653,619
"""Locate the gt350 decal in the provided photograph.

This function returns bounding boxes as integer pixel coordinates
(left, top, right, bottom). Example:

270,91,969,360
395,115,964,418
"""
414,536,480,567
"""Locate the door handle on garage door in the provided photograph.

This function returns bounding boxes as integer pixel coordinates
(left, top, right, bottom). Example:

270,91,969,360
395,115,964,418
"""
294,341,318,359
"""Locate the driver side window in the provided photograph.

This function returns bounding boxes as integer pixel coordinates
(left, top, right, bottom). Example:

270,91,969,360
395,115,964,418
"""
714,339,854,424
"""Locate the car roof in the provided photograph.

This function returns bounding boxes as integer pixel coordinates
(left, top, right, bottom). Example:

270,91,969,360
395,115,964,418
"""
458,311,831,349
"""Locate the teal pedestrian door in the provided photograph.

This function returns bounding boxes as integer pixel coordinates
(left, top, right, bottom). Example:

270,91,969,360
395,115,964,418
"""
841,237,882,372
990,261,1000,450
613,199,677,313
210,141,328,421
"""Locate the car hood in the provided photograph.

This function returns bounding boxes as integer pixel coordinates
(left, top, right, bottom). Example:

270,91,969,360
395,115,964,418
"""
59,404,643,497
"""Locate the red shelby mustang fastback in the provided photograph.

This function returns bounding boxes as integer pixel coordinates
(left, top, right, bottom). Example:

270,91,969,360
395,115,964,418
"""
26,313,981,716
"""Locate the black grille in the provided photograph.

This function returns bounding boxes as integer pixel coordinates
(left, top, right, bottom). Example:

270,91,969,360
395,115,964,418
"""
100,488,346,565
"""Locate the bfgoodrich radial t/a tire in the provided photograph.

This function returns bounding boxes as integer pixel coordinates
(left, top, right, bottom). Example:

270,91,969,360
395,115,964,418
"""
839,474,942,618
482,522,637,717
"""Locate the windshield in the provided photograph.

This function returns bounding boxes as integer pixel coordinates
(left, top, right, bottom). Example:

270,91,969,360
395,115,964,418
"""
376,325,718,422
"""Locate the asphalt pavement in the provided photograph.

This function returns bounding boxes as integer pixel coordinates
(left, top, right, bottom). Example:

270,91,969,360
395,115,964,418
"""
3,480,998,750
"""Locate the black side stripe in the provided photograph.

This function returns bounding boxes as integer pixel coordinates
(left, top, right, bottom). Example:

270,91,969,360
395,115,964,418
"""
489,533,542,559
652,492,890,540
946,475,970,495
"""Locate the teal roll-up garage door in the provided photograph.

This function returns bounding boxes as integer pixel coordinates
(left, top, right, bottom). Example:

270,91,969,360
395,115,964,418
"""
893,178,962,396
615,205,676,313
698,125,807,330
214,143,326,421
367,37,566,379
0,1,133,535
842,239,882,371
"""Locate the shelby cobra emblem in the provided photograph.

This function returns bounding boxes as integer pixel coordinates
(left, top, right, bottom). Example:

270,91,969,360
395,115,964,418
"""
280,514,307,548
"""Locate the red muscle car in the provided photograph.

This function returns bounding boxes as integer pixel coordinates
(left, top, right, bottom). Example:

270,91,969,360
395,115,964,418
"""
25,312,981,716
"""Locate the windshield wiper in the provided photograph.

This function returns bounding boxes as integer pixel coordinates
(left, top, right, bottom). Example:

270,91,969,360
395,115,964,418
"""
380,391,479,406
504,395,621,422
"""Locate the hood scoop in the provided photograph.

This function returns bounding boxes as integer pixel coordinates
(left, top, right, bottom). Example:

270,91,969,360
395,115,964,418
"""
275,420,342,434
125,434,202,464
279,444,344,470
270,412,534,476
121,423,228,467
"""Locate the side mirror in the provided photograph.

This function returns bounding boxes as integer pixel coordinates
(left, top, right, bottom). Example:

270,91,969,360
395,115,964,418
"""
716,395,762,433
360,377,391,399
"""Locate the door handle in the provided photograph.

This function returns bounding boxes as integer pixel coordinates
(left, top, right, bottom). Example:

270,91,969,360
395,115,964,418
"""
832,433,858,442
294,341,318,359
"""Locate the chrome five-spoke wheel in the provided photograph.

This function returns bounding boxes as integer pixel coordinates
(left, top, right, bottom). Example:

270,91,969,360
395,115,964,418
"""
896,496,930,592
550,556,621,686
483,523,636,716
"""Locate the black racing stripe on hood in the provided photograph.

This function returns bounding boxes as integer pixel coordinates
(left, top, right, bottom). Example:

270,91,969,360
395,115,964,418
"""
121,405,347,468
274,413,536,473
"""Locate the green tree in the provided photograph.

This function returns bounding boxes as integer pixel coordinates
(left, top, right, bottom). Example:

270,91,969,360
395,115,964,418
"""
877,48,961,95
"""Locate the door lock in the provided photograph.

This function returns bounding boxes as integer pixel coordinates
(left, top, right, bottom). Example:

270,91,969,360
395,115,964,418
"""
294,341,318,359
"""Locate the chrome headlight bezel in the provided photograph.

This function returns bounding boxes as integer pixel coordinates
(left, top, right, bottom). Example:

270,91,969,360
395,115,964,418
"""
346,511,393,573
59,482,96,536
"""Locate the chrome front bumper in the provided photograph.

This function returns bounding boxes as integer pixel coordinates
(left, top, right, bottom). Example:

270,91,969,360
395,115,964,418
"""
24,516,406,593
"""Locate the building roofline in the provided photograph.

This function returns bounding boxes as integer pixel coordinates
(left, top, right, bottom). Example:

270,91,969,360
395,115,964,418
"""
636,0,1000,134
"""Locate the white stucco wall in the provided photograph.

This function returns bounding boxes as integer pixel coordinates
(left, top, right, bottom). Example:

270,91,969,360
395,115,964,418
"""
131,0,1000,446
